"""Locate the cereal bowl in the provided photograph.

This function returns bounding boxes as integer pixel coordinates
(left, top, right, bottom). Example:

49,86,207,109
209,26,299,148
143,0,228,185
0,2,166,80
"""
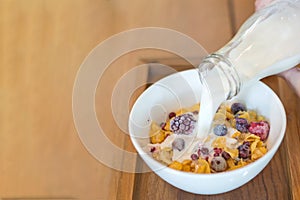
128,69,286,195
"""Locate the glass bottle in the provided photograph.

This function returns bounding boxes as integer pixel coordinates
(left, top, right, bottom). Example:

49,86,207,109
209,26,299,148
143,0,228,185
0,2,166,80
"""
199,0,300,101
197,0,300,137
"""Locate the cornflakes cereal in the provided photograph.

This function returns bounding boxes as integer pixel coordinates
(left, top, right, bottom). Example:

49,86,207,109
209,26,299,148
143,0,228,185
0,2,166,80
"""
147,102,270,173
168,161,183,170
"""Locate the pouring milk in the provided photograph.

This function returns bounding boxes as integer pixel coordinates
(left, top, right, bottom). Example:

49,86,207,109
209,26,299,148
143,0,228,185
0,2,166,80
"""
197,0,300,138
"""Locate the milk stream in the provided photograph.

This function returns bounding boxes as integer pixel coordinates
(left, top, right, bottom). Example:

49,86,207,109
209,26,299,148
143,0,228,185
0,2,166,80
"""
196,0,300,138
197,66,229,139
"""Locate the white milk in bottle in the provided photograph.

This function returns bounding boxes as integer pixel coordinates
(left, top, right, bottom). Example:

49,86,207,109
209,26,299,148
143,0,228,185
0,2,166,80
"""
197,0,300,138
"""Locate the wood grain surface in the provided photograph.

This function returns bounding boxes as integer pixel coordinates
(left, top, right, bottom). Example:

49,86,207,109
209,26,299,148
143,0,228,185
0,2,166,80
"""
1,0,299,200
132,62,299,200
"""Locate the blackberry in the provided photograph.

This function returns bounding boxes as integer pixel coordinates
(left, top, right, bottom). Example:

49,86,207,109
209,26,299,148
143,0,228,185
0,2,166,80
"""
170,113,196,135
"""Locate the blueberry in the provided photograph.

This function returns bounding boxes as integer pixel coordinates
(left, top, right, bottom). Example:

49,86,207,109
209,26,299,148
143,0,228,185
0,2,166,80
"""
210,156,227,172
172,138,185,151
231,103,246,115
235,118,249,133
213,124,228,136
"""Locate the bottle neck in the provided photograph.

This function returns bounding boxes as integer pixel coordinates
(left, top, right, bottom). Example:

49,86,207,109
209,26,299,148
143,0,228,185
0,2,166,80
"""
198,53,241,100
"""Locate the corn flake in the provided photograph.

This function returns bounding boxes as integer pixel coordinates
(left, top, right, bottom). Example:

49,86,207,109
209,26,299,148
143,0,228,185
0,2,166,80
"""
212,137,227,149
246,134,261,142
226,112,234,120
224,147,239,159
231,131,241,138
251,147,267,160
248,110,257,122
238,111,250,122
168,161,183,170
195,159,211,174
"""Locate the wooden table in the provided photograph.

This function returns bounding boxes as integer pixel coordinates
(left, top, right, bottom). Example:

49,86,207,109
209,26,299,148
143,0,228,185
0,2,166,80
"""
130,63,300,200
1,0,299,199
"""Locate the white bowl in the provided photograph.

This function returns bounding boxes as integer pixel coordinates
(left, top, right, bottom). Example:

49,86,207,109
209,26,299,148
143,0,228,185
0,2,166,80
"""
129,69,286,195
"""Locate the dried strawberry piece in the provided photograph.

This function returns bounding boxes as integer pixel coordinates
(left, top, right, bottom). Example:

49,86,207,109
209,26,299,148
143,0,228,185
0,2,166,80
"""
150,147,156,152
191,153,199,160
248,121,270,141
168,112,176,119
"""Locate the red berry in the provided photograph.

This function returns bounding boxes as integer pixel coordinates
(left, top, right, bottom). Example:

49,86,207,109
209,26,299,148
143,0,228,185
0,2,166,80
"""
150,147,156,152
248,121,270,141
213,147,222,154
191,153,199,160
197,148,201,156
168,112,176,119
